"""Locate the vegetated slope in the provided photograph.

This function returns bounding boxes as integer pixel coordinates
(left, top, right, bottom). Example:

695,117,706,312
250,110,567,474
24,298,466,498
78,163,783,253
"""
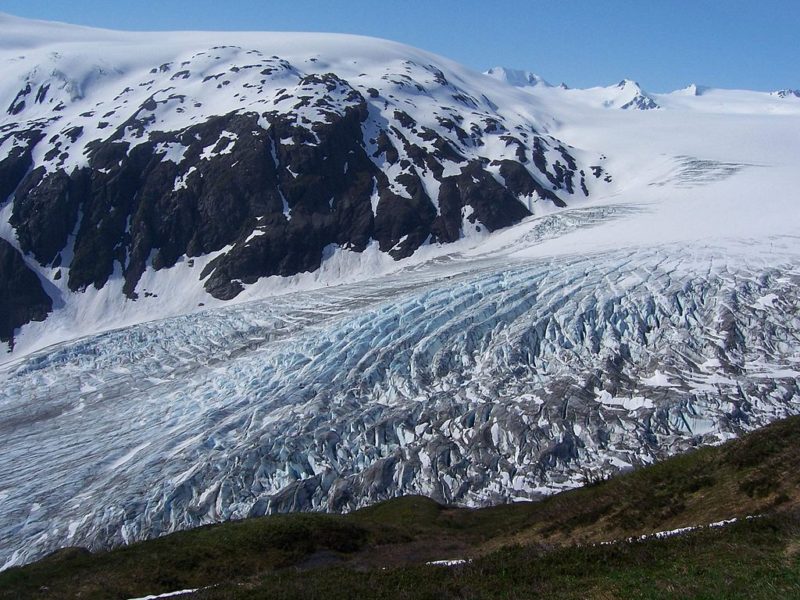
0,12,603,354
2,415,799,600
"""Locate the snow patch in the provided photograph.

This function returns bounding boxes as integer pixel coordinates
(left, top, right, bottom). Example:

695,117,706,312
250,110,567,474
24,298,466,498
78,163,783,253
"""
126,589,198,600
642,370,677,388
595,391,654,411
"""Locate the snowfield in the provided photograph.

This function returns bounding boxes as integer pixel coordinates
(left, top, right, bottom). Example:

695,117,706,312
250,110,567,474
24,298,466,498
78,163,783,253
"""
0,14,799,569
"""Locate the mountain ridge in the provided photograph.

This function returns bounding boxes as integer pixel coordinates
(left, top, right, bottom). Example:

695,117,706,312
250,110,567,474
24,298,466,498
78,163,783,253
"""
1,14,605,354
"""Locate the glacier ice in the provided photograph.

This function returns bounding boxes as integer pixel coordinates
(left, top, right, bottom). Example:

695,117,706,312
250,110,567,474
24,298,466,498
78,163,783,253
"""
1,224,798,568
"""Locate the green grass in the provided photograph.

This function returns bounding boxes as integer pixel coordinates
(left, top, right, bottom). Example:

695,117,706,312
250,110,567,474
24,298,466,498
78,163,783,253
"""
206,512,800,600
0,514,370,600
2,416,800,599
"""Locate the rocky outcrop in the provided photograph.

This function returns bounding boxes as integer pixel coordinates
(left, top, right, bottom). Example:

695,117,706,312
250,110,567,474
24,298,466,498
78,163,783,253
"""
0,129,43,204
0,238,52,346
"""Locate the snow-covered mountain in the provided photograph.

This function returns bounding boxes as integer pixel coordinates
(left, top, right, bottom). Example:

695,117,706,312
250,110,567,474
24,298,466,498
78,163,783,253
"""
1,15,800,570
494,67,800,114
772,88,800,99
488,68,659,110
0,14,611,356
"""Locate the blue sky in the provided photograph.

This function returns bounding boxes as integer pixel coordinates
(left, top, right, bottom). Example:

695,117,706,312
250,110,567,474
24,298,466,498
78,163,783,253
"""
2,0,797,92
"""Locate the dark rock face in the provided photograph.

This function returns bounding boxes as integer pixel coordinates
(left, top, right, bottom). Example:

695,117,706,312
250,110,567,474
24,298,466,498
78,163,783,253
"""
496,160,566,208
0,238,52,346
6,83,32,116
11,167,84,267
444,161,532,233
0,129,44,204
773,89,800,99
2,52,599,336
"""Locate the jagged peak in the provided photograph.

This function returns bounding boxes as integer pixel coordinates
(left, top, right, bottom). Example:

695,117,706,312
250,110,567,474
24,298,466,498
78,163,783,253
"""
771,88,800,99
616,78,643,90
674,83,711,96
605,79,659,110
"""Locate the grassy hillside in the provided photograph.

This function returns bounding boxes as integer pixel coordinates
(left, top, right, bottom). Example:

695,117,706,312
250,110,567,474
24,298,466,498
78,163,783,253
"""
3,416,800,599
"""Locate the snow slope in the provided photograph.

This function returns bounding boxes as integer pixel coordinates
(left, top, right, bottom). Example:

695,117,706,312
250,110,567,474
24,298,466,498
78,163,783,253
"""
0,15,799,569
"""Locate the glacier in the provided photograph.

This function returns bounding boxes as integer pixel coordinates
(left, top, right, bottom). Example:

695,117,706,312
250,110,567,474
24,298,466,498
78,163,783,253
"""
2,206,799,568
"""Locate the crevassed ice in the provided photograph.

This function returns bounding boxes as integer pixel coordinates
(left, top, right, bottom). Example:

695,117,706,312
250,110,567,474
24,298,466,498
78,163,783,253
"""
1,237,798,569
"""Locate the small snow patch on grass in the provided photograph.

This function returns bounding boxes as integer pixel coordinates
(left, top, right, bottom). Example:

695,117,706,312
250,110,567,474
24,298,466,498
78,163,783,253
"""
127,589,198,600
426,559,471,567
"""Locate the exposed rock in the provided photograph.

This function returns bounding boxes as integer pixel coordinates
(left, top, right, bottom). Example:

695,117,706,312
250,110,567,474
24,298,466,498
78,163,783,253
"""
0,238,52,346
496,160,566,207
0,129,44,203
11,167,85,267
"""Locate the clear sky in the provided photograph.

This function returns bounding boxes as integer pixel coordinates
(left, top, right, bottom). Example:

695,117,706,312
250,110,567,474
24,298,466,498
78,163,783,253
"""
2,0,797,92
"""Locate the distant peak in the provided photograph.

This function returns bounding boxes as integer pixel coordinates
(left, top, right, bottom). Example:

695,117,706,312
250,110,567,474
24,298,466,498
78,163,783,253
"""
771,88,800,99
485,66,552,88
616,79,642,89
607,79,659,110
675,83,710,96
